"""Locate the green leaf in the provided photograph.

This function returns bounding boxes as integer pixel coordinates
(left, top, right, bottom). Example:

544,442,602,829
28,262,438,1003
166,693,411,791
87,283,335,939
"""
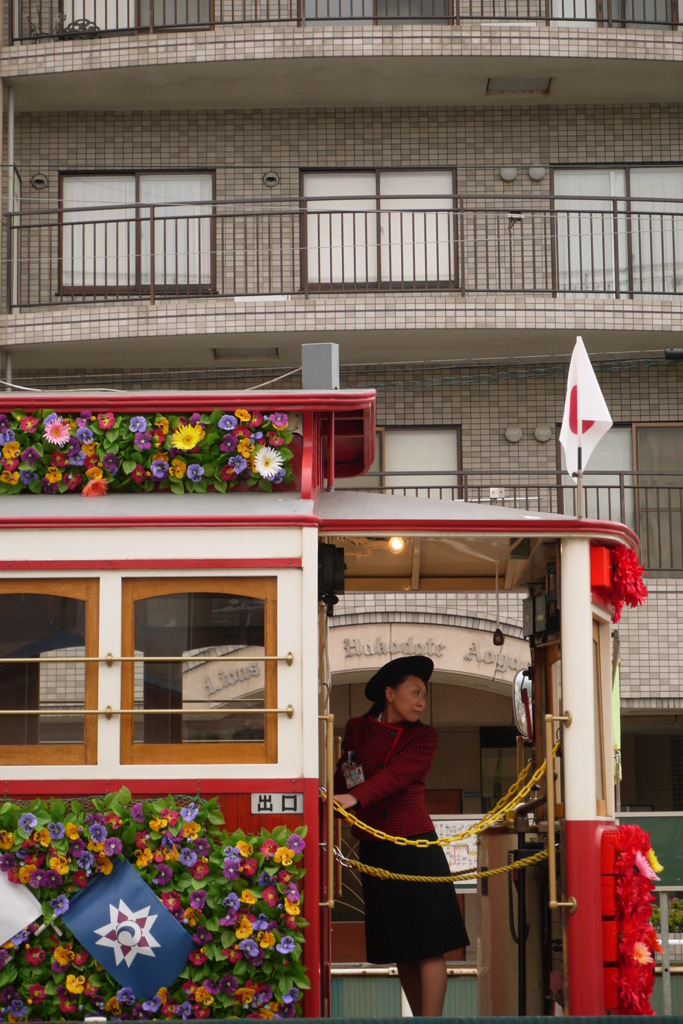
122,460,137,474
213,477,227,494
106,429,119,443
170,480,185,495
49,798,67,820
258,479,273,492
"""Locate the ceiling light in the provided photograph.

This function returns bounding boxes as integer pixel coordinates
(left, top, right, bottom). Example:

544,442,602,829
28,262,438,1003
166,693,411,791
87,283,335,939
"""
388,536,405,554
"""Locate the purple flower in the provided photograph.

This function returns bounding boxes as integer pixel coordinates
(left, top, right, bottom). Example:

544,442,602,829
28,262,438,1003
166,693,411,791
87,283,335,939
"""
186,464,204,482
203,979,220,996
193,927,212,945
142,996,161,1013
284,882,300,901
228,455,247,474
49,894,69,916
0,950,10,969
102,454,120,475
178,847,197,867
193,838,210,858
238,939,260,960
189,413,202,426
223,858,240,880
68,452,86,467
65,437,81,457
282,987,300,1005
219,975,239,996
103,837,122,856
150,459,169,480
253,914,271,931
28,871,44,889
258,870,272,888
219,434,238,453
178,1001,193,1019
129,416,147,433
0,415,9,432
10,930,29,946
47,821,65,840
8,998,27,1019
19,470,37,485
43,412,58,426
116,987,136,1006
89,823,108,843
219,909,238,927
70,839,86,857
218,415,238,431
76,427,94,444
76,410,92,426
274,467,287,483
20,447,40,466
189,890,206,910
41,480,58,494
223,892,240,911
77,851,95,872
269,413,288,429
180,803,199,822
286,833,305,853
134,431,152,451
42,868,62,889
131,802,145,823
0,430,16,445
153,864,173,886
276,935,295,954
161,833,179,851
17,813,37,832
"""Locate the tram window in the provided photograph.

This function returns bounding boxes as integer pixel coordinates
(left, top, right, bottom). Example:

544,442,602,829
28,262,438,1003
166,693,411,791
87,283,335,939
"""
121,578,277,765
0,579,99,765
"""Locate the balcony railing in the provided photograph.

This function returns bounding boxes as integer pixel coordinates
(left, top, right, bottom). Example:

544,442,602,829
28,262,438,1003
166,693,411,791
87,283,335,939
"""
337,469,683,573
10,0,681,40
5,193,683,311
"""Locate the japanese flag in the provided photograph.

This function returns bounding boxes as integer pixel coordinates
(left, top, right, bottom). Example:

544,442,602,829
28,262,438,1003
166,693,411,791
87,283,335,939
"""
559,336,612,480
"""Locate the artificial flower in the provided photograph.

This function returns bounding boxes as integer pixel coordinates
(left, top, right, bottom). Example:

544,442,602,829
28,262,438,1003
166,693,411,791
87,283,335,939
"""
253,446,284,481
43,417,70,447
171,424,203,451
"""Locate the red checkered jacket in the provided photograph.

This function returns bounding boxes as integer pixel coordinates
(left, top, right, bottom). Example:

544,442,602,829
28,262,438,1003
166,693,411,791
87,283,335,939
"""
333,714,437,842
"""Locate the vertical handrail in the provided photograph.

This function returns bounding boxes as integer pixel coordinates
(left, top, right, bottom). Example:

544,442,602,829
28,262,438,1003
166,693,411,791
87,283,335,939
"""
545,712,577,913
319,713,335,909
149,206,156,305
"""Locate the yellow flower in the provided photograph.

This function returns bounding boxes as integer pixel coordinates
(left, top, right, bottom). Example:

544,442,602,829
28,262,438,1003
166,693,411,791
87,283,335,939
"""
82,442,98,458
647,848,663,874
0,471,19,486
65,823,81,840
183,907,198,927
284,898,300,916
105,998,121,1014
65,975,85,995
240,889,257,905
183,821,201,838
257,930,276,949
235,916,253,940
18,866,36,884
45,466,62,484
238,439,255,458
2,442,20,459
135,848,153,868
235,987,255,1006
0,831,13,850
155,416,170,435
236,840,253,857
195,988,213,1005
158,989,169,1006
36,829,51,848
87,839,104,853
98,855,113,875
54,946,75,966
85,466,103,480
149,817,168,832
274,847,292,866
235,409,251,423
171,424,204,451
169,458,187,479
164,845,179,862
49,855,70,875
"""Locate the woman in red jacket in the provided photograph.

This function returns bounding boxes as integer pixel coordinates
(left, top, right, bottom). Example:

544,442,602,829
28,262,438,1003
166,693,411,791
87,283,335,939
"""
334,654,468,1017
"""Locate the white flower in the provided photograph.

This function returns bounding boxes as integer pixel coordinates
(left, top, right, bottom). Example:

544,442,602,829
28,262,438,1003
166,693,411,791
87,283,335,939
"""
253,446,284,481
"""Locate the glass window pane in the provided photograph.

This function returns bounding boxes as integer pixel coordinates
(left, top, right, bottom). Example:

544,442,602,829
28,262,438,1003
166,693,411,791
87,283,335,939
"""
131,591,266,744
560,425,634,525
304,173,378,285
61,0,134,31
636,426,683,572
0,594,86,746
139,173,213,287
139,0,211,24
379,171,454,283
554,170,628,296
629,168,683,295
384,427,458,497
62,176,135,288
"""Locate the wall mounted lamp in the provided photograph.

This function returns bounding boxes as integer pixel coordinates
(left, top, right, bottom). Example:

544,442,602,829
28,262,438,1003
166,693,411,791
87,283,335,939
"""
528,165,546,181
499,167,518,183
388,536,405,554
534,425,552,443
505,426,523,443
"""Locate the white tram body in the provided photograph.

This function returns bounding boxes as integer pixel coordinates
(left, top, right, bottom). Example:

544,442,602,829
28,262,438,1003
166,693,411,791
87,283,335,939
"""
0,388,638,1016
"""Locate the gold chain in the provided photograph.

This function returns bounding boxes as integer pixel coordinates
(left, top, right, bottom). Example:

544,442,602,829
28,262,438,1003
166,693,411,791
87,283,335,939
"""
321,743,559,847
341,847,549,883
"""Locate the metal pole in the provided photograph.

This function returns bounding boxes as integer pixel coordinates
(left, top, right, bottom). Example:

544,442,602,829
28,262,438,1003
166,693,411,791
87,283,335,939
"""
319,713,335,909
660,890,672,1016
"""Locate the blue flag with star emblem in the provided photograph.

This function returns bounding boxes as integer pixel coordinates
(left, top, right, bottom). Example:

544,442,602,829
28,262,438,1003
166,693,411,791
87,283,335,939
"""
61,856,194,1000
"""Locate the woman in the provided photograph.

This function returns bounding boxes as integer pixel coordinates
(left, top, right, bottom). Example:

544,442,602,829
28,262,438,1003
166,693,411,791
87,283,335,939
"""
334,654,469,1017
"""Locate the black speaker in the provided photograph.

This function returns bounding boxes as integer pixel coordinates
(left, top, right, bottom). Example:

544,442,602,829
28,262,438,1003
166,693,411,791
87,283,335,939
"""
318,544,345,616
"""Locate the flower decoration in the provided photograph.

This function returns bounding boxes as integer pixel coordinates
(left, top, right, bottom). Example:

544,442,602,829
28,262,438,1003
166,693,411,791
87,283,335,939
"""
0,410,297,497
614,823,662,1015
610,544,648,624
0,790,308,1020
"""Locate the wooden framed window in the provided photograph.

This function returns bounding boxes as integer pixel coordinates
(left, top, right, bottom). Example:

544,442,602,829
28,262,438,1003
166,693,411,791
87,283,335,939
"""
0,579,99,765
120,578,277,765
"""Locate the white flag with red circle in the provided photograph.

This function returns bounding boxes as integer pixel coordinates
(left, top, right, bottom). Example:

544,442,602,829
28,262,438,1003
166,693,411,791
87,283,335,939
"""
559,336,613,481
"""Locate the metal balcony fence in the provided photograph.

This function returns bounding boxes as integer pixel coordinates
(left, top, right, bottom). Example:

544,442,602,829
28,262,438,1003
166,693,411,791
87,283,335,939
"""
337,469,683,574
10,0,681,39
5,193,683,310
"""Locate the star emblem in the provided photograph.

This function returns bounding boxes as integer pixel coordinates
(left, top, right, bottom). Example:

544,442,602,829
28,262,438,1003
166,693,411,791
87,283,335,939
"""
94,899,160,966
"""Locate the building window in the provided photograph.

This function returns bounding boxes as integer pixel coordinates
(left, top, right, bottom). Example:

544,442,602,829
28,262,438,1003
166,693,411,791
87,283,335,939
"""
0,580,99,765
120,578,277,765
303,0,449,23
302,170,457,290
335,426,460,497
553,167,683,296
59,0,212,33
61,172,214,296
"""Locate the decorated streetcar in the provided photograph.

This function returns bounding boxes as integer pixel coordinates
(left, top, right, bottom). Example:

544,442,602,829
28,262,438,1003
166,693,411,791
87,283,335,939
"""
0,376,653,1019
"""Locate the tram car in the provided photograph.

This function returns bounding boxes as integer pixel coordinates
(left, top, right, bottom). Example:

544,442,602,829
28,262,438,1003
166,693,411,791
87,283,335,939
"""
0,380,646,1019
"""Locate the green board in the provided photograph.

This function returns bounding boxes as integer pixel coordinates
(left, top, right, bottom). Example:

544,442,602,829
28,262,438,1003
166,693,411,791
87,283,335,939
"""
618,813,683,889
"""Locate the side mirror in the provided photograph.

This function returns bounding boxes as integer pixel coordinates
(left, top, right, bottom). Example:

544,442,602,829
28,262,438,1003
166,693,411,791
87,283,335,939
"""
513,667,534,740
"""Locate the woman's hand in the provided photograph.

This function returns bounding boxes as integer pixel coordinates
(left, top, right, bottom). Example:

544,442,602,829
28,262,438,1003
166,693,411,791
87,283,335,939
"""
335,793,359,810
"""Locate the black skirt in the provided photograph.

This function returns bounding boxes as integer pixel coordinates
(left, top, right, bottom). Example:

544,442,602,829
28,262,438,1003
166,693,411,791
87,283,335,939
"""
359,831,470,964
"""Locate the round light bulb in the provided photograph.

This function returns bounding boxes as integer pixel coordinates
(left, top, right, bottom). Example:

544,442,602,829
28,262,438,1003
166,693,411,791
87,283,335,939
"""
388,536,405,554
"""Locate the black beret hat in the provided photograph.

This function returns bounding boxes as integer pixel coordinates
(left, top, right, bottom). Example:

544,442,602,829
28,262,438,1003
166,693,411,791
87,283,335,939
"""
364,655,434,703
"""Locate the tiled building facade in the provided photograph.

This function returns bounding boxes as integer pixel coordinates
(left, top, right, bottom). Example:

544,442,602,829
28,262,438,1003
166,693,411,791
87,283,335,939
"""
1,4,682,818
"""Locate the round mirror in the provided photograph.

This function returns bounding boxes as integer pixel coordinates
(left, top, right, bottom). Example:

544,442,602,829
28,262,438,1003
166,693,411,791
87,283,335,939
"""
513,666,534,740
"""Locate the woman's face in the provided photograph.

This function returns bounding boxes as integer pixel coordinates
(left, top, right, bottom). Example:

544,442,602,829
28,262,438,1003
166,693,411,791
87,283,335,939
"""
384,675,428,724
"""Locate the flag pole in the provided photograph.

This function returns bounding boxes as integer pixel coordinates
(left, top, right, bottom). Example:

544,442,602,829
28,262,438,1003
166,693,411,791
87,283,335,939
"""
576,415,584,519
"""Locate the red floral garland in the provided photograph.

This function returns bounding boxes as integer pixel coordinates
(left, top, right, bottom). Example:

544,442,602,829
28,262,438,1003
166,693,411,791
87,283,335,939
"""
611,544,648,623
614,823,661,1015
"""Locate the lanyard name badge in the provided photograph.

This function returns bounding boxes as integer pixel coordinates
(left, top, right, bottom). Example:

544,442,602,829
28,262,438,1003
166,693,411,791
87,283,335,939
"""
345,751,365,789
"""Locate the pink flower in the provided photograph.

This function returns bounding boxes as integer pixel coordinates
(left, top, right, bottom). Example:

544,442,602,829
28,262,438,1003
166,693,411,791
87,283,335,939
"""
82,478,108,497
97,412,115,430
43,417,71,447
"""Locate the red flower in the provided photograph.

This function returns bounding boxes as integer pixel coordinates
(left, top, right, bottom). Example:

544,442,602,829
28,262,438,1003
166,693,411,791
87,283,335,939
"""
610,544,648,623
25,948,45,965
72,870,88,889
130,465,147,483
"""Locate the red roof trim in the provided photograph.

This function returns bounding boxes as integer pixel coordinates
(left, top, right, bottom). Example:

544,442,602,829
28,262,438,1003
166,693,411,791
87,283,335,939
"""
0,391,376,414
3,778,308,797
0,515,321,530
2,558,302,570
